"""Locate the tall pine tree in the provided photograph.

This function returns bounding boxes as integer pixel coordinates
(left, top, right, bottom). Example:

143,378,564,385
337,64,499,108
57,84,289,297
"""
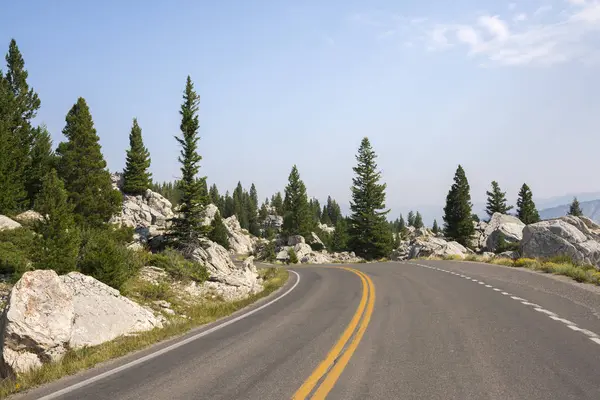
568,197,583,217
282,165,312,238
432,219,439,234
26,125,55,209
485,181,513,218
398,214,407,239
271,192,284,215
168,76,209,250
348,137,392,260
516,183,540,224
56,97,122,227
247,183,260,236
443,165,475,246
414,212,424,229
331,218,349,252
33,169,80,274
407,211,415,227
122,118,152,195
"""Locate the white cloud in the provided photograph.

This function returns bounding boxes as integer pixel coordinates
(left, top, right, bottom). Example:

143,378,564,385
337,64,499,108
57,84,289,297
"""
514,13,528,22
420,0,600,66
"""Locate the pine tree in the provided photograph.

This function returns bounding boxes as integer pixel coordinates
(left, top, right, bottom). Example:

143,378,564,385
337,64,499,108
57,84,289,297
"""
271,192,284,215
325,196,342,225
516,183,540,224
414,212,424,229
443,165,475,246
122,118,152,195
0,39,41,213
432,219,439,234
568,197,583,217
309,198,321,224
208,212,230,249
33,169,80,274
168,76,209,250
282,165,312,238
398,214,407,239
321,205,332,225
485,181,513,218
331,218,349,251
348,137,392,260
26,125,55,209
56,97,122,227
232,182,248,229
223,191,235,218
259,202,269,222
407,211,415,227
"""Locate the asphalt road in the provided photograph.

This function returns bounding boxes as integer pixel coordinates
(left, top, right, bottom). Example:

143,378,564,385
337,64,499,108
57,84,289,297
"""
15,261,600,400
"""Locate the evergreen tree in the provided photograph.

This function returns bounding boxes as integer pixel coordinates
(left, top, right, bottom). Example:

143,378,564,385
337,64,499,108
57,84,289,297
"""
432,219,440,234
325,196,342,225
568,197,583,217
407,211,415,227
271,192,284,215
414,212,424,229
223,191,235,218
443,165,475,246
348,137,392,260
0,75,24,213
516,183,540,224
232,182,248,229
485,180,513,218
26,125,55,209
321,205,332,225
398,214,407,239
122,118,152,195
249,183,258,211
199,177,209,201
208,212,230,249
33,169,80,273
56,97,122,227
168,76,209,250
331,218,349,252
259,201,269,222
209,183,222,211
282,165,312,237
309,198,321,224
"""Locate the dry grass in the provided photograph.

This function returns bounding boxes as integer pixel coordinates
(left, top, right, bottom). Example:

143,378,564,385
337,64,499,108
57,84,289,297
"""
0,268,288,399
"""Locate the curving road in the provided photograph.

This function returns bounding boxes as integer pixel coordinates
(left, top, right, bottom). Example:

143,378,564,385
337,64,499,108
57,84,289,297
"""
15,261,600,400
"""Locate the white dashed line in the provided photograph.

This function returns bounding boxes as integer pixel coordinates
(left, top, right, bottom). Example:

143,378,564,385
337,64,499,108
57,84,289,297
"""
534,308,557,317
511,296,527,301
591,338,600,345
493,288,501,291
501,292,511,295
485,285,492,288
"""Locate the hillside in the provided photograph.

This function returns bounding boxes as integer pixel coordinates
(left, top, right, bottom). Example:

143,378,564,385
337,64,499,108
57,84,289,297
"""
539,199,600,222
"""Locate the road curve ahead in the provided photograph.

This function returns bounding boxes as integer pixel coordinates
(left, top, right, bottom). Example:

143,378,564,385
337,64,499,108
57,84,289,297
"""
15,261,600,400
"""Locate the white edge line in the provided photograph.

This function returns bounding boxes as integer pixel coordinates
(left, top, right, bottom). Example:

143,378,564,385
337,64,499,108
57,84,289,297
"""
37,270,302,400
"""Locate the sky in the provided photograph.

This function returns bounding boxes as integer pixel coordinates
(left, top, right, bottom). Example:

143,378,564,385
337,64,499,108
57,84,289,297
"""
2,0,600,224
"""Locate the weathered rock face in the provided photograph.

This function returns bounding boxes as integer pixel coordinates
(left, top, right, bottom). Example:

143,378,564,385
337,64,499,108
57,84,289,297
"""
0,215,21,231
521,216,600,268
318,223,335,234
110,189,174,245
224,215,257,255
483,213,525,252
287,235,305,246
191,241,261,297
473,221,489,251
202,204,219,227
263,215,283,230
13,210,43,224
391,235,468,261
0,270,162,377
307,232,325,250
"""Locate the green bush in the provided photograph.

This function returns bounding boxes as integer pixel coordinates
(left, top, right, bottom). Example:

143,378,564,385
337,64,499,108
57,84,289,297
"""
208,213,230,250
260,241,277,262
288,248,298,264
78,228,142,290
495,232,520,254
108,225,135,244
513,258,538,268
137,281,172,301
148,248,209,283
0,229,36,279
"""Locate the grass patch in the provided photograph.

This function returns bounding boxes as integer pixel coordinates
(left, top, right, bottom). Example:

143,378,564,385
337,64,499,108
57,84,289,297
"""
0,268,288,399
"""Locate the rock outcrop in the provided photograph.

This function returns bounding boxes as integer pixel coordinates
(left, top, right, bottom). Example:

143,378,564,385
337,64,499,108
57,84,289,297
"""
0,215,21,231
0,270,162,377
483,213,525,251
318,223,335,234
521,216,600,268
13,210,43,224
391,227,469,261
223,215,257,255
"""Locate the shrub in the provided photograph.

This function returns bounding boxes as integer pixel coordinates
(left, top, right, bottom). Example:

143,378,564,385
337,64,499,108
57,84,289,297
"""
108,225,135,244
513,258,538,268
495,232,520,254
137,281,172,301
260,241,277,262
543,254,576,265
78,228,142,290
148,248,209,283
288,248,298,264
208,213,229,250
0,229,36,279
490,258,514,266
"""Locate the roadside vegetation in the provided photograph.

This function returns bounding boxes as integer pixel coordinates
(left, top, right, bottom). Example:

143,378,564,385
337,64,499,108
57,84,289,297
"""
427,254,600,286
0,268,288,399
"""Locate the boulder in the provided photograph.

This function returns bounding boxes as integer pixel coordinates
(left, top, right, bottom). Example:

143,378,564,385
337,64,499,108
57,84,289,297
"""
330,251,363,263
276,248,290,261
191,241,261,296
484,213,525,251
202,204,219,226
318,223,335,234
224,215,256,255
307,232,325,250
473,221,489,250
390,241,411,261
0,215,21,232
496,250,519,259
263,215,283,230
408,236,468,260
13,210,43,224
0,270,162,377
287,235,305,246
521,216,600,268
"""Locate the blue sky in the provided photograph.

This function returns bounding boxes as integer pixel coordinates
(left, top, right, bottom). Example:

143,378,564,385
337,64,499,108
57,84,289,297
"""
2,0,600,223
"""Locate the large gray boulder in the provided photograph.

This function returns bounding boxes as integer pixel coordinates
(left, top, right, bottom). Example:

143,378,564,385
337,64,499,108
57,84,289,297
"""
521,216,600,268
307,232,325,250
13,210,43,224
404,236,468,260
223,215,256,255
202,204,219,226
0,270,162,377
484,213,525,251
0,215,21,231
191,240,261,296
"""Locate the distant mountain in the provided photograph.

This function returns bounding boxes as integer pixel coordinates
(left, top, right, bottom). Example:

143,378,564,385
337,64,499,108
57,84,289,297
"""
539,199,600,223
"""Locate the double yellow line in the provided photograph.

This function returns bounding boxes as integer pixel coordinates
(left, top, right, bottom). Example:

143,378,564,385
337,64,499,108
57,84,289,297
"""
293,267,376,399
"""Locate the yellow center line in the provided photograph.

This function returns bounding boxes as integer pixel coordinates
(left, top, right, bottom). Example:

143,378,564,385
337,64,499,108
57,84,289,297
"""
292,267,375,399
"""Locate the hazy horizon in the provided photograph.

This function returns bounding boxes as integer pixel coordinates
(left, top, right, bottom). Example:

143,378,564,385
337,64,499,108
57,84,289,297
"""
3,0,599,221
